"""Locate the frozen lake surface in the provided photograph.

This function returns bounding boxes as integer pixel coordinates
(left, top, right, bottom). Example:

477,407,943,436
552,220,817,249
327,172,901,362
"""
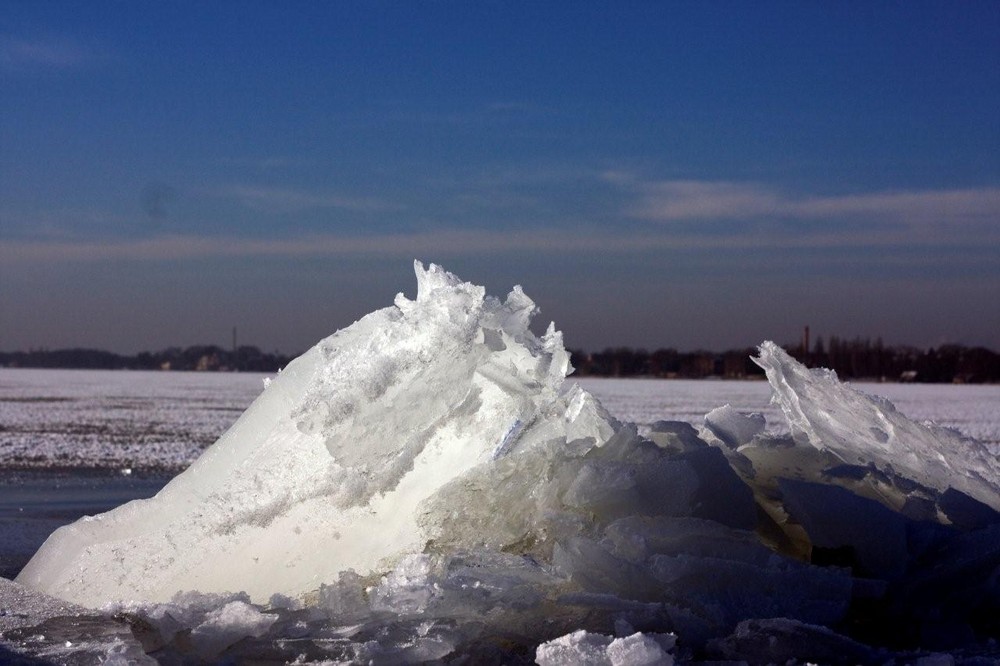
1,368,997,472
576,377,1000,447
1,368,996,585
0,368,269,470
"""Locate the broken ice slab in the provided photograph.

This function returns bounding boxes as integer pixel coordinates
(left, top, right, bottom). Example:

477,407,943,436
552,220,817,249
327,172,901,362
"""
0,577,152,664
938,487,1000,531
704,404,766,449
707,617,876,665
646,420,709,453
754,341,1000,511
777,478,909,579
535,629,676,666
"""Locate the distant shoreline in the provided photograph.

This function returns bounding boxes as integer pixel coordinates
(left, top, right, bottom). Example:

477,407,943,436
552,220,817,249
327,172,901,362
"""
2,340,999,383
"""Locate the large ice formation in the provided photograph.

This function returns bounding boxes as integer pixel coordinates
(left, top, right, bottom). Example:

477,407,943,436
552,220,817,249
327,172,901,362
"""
18,261,575,605
8,262,1000,664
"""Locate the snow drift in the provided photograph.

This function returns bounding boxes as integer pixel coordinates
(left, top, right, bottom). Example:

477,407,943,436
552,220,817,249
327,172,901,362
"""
9,262,1000,664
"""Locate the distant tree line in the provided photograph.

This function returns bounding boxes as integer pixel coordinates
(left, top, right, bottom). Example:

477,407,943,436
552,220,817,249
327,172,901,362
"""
799,337,1000,383
2,340,998,383
571,347,766,380
570,339,1000,383
0,345,295,373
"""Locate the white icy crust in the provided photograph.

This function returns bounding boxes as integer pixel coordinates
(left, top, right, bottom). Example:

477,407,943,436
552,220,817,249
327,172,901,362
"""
17,261,579,606
535,629,676,666
754,340,1000,510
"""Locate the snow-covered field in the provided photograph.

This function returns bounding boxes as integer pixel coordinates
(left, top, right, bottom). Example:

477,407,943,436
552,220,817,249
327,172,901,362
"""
578,376,1000,447
1,368,997,470
0,368,269,469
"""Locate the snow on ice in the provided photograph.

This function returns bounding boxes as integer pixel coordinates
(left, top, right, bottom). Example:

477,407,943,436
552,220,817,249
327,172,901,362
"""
3,262,1000,664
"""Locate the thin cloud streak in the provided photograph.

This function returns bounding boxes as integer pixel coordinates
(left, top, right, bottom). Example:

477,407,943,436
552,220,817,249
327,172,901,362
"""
3,224,997,266
218,156,315,171
629,181,1000,226
0,35,93,71
216,185,404,214
631,181,784,220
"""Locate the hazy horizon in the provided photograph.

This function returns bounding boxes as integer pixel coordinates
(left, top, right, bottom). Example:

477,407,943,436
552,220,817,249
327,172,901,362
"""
3,320,998,359
2,3,998,354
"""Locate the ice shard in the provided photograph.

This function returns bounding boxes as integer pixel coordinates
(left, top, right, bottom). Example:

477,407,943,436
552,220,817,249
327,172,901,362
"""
753,341,1000,511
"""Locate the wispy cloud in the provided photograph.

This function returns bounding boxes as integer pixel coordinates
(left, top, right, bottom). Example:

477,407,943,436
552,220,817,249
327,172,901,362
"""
782,188,1000,224
626,179,1000,227
0,207,134,239
0,35,95,71
219,156,314,171
3,177,997,266
0,231,577,264
216,185,403,215
3,220,998,267
630,181,784,220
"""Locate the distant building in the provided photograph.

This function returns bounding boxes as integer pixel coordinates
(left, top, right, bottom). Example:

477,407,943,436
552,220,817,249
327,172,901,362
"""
196,354,221,371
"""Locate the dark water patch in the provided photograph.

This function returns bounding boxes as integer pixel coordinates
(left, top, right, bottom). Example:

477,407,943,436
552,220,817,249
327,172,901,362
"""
0,469,173,579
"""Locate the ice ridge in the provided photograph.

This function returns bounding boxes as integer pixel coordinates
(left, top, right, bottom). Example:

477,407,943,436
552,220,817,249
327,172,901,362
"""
17,261,574,606
7,263,1000,664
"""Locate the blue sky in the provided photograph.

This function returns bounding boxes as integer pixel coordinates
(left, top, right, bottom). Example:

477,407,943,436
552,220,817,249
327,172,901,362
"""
2,2,998,354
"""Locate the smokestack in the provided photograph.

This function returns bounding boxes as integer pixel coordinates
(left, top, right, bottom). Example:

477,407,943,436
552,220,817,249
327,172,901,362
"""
232,326,237,353
803,325,810,356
